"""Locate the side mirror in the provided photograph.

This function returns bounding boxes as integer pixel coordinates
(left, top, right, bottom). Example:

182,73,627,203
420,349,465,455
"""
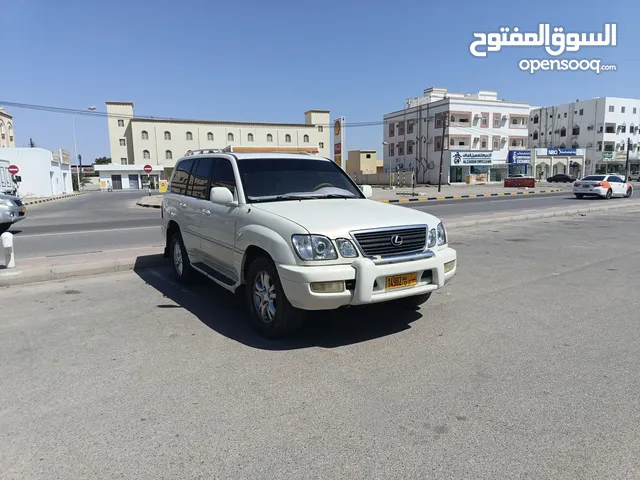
360,184,373,199
210,186,236,206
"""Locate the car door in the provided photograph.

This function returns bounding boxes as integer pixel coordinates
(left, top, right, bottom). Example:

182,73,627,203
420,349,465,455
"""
168,157,201,258
186,157,215,255
200,157,240,282
608,176,625,196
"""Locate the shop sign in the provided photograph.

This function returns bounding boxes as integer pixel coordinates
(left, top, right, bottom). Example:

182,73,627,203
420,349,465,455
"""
507,150,531,164
546,148,577,156
451,150,493,166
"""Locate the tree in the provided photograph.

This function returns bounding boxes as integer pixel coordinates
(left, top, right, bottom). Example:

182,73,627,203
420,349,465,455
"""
72,175,92,191
94,156,111,165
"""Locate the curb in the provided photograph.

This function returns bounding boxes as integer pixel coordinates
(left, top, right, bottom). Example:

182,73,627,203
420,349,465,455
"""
447,202,640,230
0,254,165,288
377,189,566,204
23,192,85,206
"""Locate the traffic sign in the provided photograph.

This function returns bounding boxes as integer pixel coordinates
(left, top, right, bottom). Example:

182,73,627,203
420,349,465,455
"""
8,165,19,175
143,165,153,174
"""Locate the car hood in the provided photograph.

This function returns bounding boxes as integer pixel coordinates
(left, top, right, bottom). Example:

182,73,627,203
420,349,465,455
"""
252,198,442,237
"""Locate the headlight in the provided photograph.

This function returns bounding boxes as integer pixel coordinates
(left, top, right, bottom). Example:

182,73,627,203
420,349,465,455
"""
335,238,358,258
0,199,13,207
437,222,447,245
292,234,338,260
428,228,437,248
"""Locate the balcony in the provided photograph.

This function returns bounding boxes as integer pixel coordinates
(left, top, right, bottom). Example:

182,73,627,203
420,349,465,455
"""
449,111,472,128
508,117,528,129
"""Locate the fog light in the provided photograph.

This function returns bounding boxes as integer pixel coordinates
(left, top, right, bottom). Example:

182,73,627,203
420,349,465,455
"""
444,260,456,273
310,282,345,293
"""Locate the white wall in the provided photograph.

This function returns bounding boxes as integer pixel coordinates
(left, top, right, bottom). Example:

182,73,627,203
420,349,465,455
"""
0,148,73,197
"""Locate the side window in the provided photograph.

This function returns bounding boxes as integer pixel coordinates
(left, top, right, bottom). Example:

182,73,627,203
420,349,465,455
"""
610,176,622,183
211,158,236,196
188,158,215,199
170,158,194,195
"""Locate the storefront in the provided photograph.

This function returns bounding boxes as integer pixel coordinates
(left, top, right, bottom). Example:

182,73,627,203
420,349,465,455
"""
448,150,507,183
507,150,531,176
94,164,165,191
595,151,629,175
533,148,585,180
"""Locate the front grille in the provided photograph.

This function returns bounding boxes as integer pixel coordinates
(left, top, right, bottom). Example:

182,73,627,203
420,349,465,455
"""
13,199,23,206
353,226,427,257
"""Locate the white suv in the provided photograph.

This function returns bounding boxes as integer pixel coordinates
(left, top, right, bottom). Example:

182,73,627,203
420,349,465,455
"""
161,150,457,338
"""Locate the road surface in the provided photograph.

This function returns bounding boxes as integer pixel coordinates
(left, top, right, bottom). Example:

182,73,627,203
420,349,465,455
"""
2,209,639,479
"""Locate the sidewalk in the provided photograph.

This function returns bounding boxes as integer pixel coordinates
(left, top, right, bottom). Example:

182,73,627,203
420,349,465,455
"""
22,192,85,206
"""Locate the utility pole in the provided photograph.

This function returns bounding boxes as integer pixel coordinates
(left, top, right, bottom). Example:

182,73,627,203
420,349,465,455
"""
624,137,631,180
437,112,448,193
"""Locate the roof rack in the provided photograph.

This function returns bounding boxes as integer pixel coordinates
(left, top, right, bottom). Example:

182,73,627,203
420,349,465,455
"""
184,149,224,156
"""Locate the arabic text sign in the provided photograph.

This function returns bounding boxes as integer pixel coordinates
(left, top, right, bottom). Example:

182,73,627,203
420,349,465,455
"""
507,150,531,164
451,151,493,166
545,148,577,156
470,23,617,58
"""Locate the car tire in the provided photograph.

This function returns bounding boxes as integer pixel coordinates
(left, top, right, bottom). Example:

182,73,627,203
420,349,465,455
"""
625,188,633,198
393,292,432,309
574,194,584,199
0,224,9,235
605,188,612,199
170,231,195,283
245,256,305,339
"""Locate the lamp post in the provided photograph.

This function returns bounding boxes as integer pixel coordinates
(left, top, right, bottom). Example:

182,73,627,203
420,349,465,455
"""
73,106,97,190
382,141,391,188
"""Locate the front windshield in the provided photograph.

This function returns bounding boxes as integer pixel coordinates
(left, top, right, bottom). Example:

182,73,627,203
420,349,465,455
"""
237,157,364,202
582,175,606,181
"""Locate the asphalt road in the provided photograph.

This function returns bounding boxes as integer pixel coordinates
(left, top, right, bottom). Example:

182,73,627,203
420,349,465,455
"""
2,210,639,479
8,188,637,259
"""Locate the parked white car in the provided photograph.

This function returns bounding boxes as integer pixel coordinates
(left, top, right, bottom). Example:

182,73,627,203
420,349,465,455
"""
160,150,457,338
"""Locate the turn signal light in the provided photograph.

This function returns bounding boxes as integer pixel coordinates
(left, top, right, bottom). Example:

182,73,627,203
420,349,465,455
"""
444,260,456,273
594,182,604,187
310,282,345,293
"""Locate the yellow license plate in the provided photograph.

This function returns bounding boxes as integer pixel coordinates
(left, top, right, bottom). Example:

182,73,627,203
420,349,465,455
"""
385,272,418,290
21,207,26,213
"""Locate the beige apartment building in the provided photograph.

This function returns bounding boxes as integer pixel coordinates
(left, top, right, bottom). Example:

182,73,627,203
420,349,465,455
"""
0,108,16,147
346,150,383,179
105,102,331,176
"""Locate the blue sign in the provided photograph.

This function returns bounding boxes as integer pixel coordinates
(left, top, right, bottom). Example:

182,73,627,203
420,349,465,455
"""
507,150,531,164
546,148,577,156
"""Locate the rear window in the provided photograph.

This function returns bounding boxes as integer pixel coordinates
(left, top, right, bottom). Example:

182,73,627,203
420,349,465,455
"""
581,175,605,181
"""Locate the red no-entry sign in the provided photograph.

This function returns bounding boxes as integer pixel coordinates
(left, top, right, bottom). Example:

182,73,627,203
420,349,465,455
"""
8,165,19,175
143,164,153,174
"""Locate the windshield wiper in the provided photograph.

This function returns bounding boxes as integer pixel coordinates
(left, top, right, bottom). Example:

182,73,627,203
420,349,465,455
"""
311,193,356,199
248,194,314,203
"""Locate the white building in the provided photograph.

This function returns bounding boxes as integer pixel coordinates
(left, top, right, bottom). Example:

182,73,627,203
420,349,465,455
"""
383,87,531,184
0,108,16,148
528,97,640,176
105,102,331,177
0,148,73,197
93,164,165,191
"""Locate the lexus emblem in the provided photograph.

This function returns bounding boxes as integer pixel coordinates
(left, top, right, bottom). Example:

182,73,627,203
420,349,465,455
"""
391,235,403,246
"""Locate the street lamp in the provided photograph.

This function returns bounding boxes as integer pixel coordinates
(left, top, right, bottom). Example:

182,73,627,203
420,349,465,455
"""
73,106,97,191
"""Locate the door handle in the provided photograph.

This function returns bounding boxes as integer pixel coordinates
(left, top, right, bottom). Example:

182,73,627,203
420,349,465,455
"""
202,209,211,216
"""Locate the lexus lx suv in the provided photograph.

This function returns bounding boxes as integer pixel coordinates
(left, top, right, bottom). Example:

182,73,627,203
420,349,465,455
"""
161,149,457,338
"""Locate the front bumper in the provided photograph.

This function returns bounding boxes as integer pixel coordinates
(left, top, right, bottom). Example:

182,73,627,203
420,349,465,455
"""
276,247,457,311
0,205,27,225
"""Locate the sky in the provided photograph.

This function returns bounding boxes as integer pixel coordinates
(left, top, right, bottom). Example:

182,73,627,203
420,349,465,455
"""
2,0,638,165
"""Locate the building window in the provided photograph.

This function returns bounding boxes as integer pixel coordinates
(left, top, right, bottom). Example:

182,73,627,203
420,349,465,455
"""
533,130,539,140
579,109,584,115
560,143,566,148
318,126,323,133
228,133,234,142
494,115,501,127
572,125,580,135
319,142,324,148
119,139,126,146
207,132,213,141
166,150,172,160
389,143,395,156
267,134,273,143
634,108,637,114
389,123,395,137
143,150,150,160
511,139,517,147
572,142,579,148
285,134,291,143
248,133,254,142
398,122,405,136
481,116,488,127
481,139,487,149
164,131,171,140
120,158,127,165
117,119,124,127
563,112,567,118
492,136,500,150
141,130,149,140
597,142,602,151
434,137,442,151
303,134,309,143
533,114,539,124
609,106,614,112
366,153,371,159
407,121,414,134
622,106,626,113
186,131,193,140
407,141,414,155
560,127,567,137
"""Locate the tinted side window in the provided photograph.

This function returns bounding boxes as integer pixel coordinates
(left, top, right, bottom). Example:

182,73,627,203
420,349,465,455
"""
189,158,215,199
170,159,194,195
609,176,621,183
211,158,236,195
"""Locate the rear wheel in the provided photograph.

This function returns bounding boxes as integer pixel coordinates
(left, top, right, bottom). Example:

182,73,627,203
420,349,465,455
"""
625,188,633,198
393,292,432,309
574,194,584,199
245,256,305,338
605,189,612,199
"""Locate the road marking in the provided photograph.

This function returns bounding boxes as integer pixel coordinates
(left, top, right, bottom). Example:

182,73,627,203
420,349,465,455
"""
15,225,159,239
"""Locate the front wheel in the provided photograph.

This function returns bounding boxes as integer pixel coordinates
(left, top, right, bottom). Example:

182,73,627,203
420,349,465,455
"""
574,194,584,199
392,292,432,309
605,189,612,199
170,231,195,283
245,256,305,338
625,188,633,198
